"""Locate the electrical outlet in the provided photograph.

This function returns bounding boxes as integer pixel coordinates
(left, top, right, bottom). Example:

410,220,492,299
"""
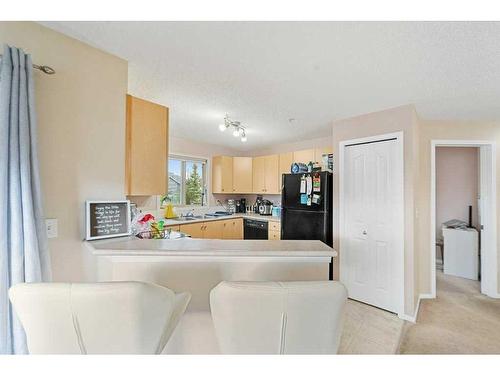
45,218,58,239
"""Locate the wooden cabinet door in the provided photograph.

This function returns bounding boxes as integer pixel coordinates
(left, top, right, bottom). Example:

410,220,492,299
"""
221,220,233,239
264,154,280,194
252,156,266,193
293,149,315,164
314,147,333,164
232,218,244,239
233,157,253,193
180,222,204,238
279,152,293,175
212,156,233,193
204,220,223,239
126,95,168,196
268,230,280,240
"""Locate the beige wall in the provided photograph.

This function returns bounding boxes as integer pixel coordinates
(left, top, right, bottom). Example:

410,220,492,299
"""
0,22,128,282
332,105,420,316
436,147,479,240
417,120,500,296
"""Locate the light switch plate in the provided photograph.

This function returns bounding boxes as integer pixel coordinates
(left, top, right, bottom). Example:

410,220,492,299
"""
45,218,58,239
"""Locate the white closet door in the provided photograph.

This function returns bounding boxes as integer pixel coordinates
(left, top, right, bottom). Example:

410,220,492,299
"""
342,139,400,313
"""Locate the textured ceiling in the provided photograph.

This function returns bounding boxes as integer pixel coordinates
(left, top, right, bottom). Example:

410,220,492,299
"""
40,21,500,151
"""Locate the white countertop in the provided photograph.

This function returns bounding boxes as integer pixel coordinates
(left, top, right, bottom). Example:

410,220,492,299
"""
162,212,280,227
85,236,336,258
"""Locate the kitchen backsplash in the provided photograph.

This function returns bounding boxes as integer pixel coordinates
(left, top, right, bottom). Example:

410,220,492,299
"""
129,193,282,219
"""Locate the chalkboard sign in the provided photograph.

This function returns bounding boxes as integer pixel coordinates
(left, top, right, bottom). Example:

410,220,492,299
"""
85,200,131,240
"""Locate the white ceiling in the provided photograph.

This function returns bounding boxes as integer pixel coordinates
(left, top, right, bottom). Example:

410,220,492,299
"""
40,22,500,151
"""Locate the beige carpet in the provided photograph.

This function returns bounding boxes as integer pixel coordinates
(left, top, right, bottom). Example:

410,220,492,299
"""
399,271,500,354
339,299,404,354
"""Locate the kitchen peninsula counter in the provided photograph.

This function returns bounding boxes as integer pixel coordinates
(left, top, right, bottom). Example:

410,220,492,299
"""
86,236,335,258
86,236,337,334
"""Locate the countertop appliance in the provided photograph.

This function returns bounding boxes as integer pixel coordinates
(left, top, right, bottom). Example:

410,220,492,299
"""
258,200,273,216
281,171,333,247
254,197,263,214
244,218,268,240
227,199,236,214
236,198,246,213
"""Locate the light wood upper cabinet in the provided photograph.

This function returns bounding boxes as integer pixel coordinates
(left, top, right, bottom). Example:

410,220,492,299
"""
264,154,280,194
279,152,293,176
252,155,280,194
232,157,253,193
293,149,315,164
252,156,266,193
126,95,168,196
314,147,333,163
212,156,233,193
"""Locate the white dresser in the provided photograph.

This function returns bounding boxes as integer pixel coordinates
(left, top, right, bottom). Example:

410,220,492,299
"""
443,227,479,280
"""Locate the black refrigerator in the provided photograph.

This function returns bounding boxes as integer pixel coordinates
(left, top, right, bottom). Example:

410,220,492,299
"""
280,171,333,247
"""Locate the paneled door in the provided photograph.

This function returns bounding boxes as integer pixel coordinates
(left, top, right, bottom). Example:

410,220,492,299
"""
341,138,402,313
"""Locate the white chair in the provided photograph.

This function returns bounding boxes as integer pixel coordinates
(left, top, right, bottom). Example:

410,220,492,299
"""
9,282,191,354
210,281,347,354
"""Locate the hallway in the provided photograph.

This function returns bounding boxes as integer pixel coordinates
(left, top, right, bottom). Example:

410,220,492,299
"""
399,271,500,354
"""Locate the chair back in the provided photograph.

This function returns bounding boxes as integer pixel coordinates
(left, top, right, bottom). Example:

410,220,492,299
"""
9,282,190,354
210,281,347,354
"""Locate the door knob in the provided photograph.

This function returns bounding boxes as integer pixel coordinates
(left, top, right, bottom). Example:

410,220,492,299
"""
362,230,367,235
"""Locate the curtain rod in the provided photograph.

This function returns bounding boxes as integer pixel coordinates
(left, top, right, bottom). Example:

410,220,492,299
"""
0,54,55,75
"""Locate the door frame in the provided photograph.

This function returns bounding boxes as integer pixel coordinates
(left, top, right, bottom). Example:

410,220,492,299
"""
430,140,498,298
338,131,405,317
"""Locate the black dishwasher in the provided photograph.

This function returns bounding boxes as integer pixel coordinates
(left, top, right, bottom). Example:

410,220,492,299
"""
243,219,268,239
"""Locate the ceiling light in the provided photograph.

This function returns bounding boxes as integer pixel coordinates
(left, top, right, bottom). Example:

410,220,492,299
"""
218,115,248,142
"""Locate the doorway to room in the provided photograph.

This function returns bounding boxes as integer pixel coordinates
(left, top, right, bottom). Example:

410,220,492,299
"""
430,141,498,298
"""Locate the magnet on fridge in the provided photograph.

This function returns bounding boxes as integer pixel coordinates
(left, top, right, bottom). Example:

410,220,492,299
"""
306,176,313,195
300,175,306,193
313,174,321,192
300,194,308,204
312,194,321,204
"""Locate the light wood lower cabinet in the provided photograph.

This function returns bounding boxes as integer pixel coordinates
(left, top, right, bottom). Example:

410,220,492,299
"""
221,218,244,239
179,218,243,239
268,230,280,240
179,222,205,238
268,221,281,240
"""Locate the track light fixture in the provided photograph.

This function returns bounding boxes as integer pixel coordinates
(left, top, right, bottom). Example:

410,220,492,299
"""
218,115,248,142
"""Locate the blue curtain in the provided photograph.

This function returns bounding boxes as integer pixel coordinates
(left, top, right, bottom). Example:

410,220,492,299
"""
0,45,52,354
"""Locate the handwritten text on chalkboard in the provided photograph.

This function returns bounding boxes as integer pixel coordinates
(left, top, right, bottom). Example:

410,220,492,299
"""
86,201,130,240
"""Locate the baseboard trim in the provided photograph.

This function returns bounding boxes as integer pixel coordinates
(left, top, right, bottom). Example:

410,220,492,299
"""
398,293,434,323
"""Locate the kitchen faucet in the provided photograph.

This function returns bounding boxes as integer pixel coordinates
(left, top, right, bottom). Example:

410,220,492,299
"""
183,208,195,218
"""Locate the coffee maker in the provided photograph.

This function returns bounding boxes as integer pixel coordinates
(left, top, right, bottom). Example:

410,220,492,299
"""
236,198,246,213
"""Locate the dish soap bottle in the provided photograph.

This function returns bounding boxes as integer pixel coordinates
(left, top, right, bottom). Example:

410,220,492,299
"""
161,195,177,219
